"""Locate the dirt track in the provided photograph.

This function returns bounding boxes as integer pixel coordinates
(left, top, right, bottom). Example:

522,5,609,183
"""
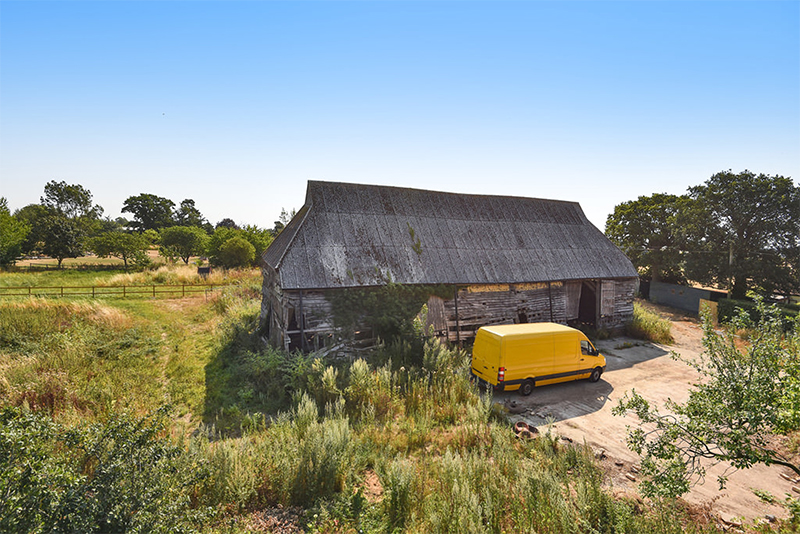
494,305,796,526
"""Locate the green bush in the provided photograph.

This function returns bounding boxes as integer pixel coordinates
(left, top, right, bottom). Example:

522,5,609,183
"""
718,298,797,331
216,236,255,269
0,406,209,533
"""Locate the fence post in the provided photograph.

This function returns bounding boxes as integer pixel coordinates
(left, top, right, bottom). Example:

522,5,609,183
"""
123,286,126,298
182,284,185,297
153,285,156,298
92,286,95,298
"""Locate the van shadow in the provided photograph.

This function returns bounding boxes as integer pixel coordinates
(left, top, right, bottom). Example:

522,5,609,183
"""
491,338,670,426
595,337,671,373
495,378,614,426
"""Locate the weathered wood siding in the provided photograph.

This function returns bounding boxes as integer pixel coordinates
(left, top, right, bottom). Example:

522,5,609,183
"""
262,267,335,350
441,282,567,342
262,276,638,350
596,278,637,332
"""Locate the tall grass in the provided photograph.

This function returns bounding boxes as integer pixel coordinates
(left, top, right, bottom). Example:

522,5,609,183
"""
103,265,259,287
1,281,729,533
191,338,721,533
0,299,166,421
626,302,675,344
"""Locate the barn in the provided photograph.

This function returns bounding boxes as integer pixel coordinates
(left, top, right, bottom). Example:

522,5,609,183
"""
261,181,638,351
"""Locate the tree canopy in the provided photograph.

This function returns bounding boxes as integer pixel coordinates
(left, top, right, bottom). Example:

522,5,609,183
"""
13,204,49,256
685,170,800,299
40,215,84,268
173,199,209,230
88,232,150,271
41,180,102,220
605,193,688,283
159,226,208,264
0,198,30,266
207,225,272,267
606,170,800,298
215,218,239,230
122,194,176,231
216,236,255,268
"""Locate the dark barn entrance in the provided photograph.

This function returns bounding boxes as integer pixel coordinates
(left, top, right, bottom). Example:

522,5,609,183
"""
578,280,598,327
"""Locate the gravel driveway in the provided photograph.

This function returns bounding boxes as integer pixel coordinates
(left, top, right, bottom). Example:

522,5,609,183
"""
492,308,796,525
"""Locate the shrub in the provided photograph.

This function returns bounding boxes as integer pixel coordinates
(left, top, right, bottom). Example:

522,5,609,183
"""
718,298,797,332
216,236,255,269
0,406,209,533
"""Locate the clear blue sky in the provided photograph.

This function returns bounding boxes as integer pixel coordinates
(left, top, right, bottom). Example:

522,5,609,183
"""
1,1,798,230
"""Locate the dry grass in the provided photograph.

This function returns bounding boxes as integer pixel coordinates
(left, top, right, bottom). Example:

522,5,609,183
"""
0,298,133,332
102,265,259,287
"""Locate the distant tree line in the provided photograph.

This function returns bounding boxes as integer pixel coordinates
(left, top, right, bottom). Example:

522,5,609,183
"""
0,181,295,270
606,169,800,299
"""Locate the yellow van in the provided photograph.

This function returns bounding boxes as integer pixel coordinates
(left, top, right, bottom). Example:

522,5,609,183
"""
470,323,605,395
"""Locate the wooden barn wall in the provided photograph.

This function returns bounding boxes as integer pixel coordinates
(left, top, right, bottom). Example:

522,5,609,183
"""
439,282,568,343
597,278,637,331
281,290,334,351
261,268,334,350
260,266,285,348
262,277,637,350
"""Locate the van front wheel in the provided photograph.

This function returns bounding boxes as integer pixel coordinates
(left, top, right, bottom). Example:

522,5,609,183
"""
519,379,535,396
589,368,602,383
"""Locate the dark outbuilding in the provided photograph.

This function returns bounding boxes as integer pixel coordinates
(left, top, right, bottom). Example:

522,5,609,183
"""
261,181,638,351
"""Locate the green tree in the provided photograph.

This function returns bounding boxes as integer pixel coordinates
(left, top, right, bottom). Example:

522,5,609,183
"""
14,204,49,255
40,215,83,268
207,226,239,265
613,300,800,499
605,193,689,283
272,207,296,236
215,218,239,230
88,232,150,271
159,226,208,264
240,224,273,261
0,198,30,265
141,228,161,246
41,180,103,238
41,180,102,220
216,236,255,268
173,199,209,229
122,194,175,231
685,170,800,299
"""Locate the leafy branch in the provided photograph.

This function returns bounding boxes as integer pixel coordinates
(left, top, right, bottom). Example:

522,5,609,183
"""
613,298,800,499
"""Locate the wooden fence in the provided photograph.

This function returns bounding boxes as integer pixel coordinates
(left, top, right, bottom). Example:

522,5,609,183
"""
2,263,124,272
0,284,222,299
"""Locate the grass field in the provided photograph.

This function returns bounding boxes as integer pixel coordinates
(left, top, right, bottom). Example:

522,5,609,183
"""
0,267,739,533
0,263,257,289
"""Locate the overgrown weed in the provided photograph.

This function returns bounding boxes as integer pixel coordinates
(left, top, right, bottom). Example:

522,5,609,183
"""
626,301,675,344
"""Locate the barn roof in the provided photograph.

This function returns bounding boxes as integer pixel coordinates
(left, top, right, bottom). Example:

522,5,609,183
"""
264,181,637,290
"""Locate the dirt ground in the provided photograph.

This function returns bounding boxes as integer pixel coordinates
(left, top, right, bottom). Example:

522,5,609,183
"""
494,304,797,527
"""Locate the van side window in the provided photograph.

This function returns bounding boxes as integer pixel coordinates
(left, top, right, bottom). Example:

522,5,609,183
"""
581,340,592,355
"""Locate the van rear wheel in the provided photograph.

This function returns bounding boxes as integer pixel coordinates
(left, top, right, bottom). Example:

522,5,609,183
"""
589,367,602,383
519,379,535,396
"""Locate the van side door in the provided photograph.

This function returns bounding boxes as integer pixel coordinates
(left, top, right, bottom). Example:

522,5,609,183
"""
554,333,581,378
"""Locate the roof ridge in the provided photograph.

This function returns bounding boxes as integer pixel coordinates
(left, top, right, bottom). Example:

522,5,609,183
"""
307,180,583,208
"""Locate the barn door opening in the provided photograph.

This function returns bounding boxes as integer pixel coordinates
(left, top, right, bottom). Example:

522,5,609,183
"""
578,281,597,327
